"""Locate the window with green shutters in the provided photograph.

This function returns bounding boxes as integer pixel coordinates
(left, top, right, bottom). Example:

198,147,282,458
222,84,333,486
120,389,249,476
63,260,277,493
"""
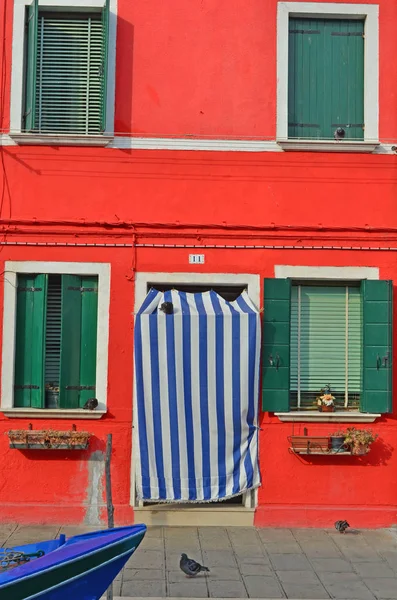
290,285,362,410
288,17,365,140
262,279,393,414
14,274,98,409
23,0,110,134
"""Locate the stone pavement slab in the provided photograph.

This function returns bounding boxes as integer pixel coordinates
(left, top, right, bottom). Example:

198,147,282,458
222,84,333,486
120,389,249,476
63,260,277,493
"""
5,524,397,598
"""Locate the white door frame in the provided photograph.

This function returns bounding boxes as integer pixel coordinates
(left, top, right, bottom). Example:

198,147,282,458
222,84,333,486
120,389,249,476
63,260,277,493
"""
131,272,261,509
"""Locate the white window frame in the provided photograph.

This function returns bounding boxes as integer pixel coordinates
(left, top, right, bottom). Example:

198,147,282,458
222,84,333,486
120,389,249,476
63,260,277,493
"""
131,272,260,511
10,0,117,145
274,265,381,422
1,261,111,419
277,2,379,152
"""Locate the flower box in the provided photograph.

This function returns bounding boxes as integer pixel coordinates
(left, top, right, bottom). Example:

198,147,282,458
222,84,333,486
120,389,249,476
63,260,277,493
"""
7,428,91,450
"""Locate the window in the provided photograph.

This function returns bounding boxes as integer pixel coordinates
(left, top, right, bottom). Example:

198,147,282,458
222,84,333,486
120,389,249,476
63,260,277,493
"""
262,278,393,415
276,3,379,149
14,274,98,409
288,18,364,141
23,0,109,135
290,284,362,410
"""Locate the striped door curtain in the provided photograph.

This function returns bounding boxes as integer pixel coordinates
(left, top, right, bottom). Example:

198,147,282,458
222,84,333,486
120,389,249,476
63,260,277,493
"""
134,289,261,502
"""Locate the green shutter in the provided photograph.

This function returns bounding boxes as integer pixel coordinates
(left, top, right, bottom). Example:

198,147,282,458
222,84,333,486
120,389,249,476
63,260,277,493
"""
290,285,361,409
14,274,47,408
361,280,393,413
59,275,98,409
35,13,105,134
288,18,364,140
100,0,110,132
262,278,291,412
24,0,38,131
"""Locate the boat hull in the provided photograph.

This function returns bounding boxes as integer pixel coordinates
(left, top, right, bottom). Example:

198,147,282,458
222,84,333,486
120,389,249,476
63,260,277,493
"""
0,525,146,600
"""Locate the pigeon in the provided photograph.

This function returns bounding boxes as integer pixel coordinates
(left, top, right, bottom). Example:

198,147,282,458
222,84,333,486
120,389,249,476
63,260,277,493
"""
83,398,98,411
179,553,210,576
160,302,173,314
335,520,350,533
334,127,346,140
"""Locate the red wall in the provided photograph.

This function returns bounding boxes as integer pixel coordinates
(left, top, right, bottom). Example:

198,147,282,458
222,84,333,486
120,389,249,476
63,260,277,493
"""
0,0,397,527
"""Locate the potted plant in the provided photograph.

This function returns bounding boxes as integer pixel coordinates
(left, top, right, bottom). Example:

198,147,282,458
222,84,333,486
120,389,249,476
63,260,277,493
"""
329,430,347,452
316,385,335,412
343,427,378,455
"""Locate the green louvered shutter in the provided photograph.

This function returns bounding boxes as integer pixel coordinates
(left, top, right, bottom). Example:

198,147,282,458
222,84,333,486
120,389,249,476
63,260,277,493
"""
59,275,98,409
14,274,47,408
288,18,364,140
262,278,291,412
100,0,110,132
34,12,105,134
24,0,38,131
290,286,361,409
361,280,393,413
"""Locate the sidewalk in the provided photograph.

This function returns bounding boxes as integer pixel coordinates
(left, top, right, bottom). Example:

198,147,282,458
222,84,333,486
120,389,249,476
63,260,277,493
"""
2,524,397,598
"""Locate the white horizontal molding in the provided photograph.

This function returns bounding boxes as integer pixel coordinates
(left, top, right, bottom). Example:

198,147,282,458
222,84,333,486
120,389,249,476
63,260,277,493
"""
1,134,396,153
275,266,379,280
110,137,282,152
278,140,379,153
10,134,113,147
2,408,107,419
275,412,381,423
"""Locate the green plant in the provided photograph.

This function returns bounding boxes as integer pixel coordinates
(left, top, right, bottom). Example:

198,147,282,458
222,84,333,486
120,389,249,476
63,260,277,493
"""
343,427,378,451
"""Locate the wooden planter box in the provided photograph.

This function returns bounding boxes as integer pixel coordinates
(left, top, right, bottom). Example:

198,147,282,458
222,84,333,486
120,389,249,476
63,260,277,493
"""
7,429,91,450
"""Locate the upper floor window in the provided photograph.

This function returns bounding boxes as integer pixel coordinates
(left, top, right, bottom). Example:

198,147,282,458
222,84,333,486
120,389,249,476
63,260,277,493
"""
288,18,364,142
24,2,109,135
10,0,115,146
277,3,379,152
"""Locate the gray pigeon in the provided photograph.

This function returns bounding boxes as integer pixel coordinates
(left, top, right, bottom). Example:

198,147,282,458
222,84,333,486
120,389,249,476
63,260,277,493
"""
180,553,210,576
83,397,98,410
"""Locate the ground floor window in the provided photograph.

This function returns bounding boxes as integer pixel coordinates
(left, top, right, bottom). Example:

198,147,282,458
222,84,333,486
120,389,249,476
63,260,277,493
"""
290,284,362,410
14,273,98,409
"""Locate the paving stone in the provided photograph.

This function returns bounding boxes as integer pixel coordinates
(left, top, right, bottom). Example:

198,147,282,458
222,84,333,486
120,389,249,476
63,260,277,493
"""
299,540,342,558
293,529,330,542
281,582,329,599
125,549,164,570
237,558,273,576
258,529,295,543
380,551,397,570
243,575,284,598
167,569,209,583
168,581,209,597
310,557,354,572
232,543,265,558
145,526,164,538
199,528,232,550
362,530,397,551
166,536,201,551
123,568,164,581
354,561,396,578
121,579,166,597
164,527,198,540
140,536,165,550
207,567,243,581
318,571,375,600
341,547,383,563
228,528,260,546
202,550,238,568
7,526,60,545
269,553,313,571
363,577,397,598
262,541,303,554
276,570,321,584
208,579,247,598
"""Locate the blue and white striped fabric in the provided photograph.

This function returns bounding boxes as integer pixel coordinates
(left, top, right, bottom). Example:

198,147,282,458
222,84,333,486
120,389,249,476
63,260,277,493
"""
134,289,261,502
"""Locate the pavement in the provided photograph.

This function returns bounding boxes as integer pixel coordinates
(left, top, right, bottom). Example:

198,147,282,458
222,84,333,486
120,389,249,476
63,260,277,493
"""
2,524,397,599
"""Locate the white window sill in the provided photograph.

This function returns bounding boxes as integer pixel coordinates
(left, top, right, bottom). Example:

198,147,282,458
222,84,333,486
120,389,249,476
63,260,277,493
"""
277,139,379,153
2,408,106,420
275,411,381,423
10,134,113,147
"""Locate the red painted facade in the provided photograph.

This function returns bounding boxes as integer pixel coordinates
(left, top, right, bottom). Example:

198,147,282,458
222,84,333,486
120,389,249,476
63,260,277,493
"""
0,0,397,527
